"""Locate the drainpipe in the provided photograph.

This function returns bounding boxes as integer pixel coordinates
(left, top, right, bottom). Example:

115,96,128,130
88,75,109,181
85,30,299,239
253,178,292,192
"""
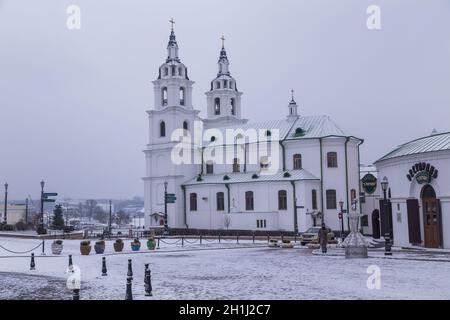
357,139,364,231
200,147,205,175
290,181,298,233
244,143,247,173
181,185,188,229
319,138,324,224
225,183,230,213
345,137,350,231
279,141,286,171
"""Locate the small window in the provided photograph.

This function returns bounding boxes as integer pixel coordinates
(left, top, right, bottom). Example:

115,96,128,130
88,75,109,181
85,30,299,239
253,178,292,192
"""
210,136,216,142
179,87,185,106
190,193,197,211
206,162,214,174
326,190,337,209
164,67,168,76
160,121,166,137
230,81,234,89
216,192,225,211
265,130,271,137
278,190,287,210
171,66,176,76
245,191,254,211
183,121,188,136
293,154,302,170
327,152,338,168
230,98,235,115
162,87,168,106
215,82,221,89
312,189,318,210
178,67,183,76
350,189,357,201
214,98,220,115
223,80,228,88
232,158,240,173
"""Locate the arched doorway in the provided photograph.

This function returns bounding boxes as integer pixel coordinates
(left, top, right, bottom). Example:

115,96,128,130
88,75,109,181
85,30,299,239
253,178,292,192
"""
371,209,380,239
421,185,442,248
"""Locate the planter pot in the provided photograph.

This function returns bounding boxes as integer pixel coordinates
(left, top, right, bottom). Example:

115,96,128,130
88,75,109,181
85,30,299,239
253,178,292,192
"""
94,244,105,254
51,243,63,255
268,240,279,248
80,245,92,255
147,239,156,250
280,241,294,249
114,242,124,252
131,243,141,251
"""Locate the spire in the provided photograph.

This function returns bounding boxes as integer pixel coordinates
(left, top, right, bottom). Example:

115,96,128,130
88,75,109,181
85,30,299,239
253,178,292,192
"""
166,18,180,63
217,35,230,76
287,89,299,120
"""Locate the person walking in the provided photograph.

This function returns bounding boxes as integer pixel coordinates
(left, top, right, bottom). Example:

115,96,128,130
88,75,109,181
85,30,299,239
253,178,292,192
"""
318,223,329,254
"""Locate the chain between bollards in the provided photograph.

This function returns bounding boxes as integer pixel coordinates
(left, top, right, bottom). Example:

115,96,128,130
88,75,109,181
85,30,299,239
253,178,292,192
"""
30,253,35,270
125,276,133,300
102,256,107,276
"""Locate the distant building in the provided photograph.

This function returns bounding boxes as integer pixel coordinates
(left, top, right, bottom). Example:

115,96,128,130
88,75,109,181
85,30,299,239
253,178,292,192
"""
1,204,30,225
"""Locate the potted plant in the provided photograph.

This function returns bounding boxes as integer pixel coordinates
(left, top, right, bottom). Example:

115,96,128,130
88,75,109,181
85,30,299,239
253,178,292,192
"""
268,239,279,248
114,238,124,252
80,240,91,255
94,240,106,254
51,239,63,255
147,237,156,250
131,238,141,251
280,239,294,248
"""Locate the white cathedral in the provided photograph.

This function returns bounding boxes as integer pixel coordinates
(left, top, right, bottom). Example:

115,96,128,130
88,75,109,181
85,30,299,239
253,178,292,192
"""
144,24,362,234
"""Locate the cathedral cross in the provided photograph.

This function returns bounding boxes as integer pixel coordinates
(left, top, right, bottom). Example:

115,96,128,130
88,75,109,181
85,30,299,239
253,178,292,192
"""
220,35,226,48
170,18,175,31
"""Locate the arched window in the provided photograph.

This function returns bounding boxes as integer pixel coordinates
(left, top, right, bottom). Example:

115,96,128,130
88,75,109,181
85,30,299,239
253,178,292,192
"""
171,65,176,76
230,98,235,115
206,161,214,174
230,81,234,89
326,190,337,209
245,191,254,211
178,67,183,76
182,121,189,136
351,189,357,201
214,98,220,115
215,81,221,89
312,189,318,210
190,193,197,211
278,190,287,210
164,67,168,76
223,80,228,88
159,121,166,137
232,158,240,173
161,87,168,106
216,192,225,211
327,152,338,168
179,87,185,106
293,154,302,170
210,136,216,142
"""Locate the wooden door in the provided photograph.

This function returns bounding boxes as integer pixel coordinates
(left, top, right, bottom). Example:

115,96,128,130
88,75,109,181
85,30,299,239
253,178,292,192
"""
423,197,440,248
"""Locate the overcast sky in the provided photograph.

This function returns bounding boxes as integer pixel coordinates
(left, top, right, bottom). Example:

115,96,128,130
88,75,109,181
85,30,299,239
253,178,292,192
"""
1,0,449,200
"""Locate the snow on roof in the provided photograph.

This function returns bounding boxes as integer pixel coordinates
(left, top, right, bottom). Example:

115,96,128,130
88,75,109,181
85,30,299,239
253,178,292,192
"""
183,169,319,186
203,115,359,144
376,132,450,163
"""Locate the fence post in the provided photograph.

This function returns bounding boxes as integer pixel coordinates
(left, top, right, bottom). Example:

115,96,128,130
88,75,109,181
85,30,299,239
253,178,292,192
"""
157,237,160,249
30,253,35,270
237,234,239,244
68,254,73,272
200,235,202,245
127,259,133,279
181,237,184,247
219,234,221,243
41,239,45,256
294,234,297,243
267,235,269,243
252,234,255,244
125,276,133,300
102,257,107,276
281,234,284,243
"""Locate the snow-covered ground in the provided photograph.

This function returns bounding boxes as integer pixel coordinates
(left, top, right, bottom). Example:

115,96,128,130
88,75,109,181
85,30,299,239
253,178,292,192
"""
1,237,450,300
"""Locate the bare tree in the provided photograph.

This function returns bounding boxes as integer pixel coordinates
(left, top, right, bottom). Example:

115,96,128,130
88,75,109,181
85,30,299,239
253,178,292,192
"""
85,199,97,222
224,214,232,230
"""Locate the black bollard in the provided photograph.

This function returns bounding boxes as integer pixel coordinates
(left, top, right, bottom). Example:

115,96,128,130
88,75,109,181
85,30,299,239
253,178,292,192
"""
68,254,73,272
157,237,160,249
267,235,270,243
127,259,133,279
41,239,45,256
30,253,35,270
181,237,184,246
252,234,255,243
102,257,107,276
125,276,133,300
144,263,153,297
73,289,80,300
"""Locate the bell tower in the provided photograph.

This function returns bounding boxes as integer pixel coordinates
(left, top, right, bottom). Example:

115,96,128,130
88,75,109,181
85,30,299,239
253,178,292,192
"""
204,35,247,128
287,89,299,120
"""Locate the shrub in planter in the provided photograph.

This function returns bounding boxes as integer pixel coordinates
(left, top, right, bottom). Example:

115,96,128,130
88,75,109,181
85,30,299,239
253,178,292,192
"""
51,240,64,255
63,226,75,233
80,240,91,255
36,225,47,235
147,237,156,250
113,238,124,252
15,220,27,231
94,240,105,254
131,238,141,251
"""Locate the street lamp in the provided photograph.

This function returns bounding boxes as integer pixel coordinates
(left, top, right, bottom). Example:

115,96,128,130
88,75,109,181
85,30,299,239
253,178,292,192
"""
380,177,392,256
163,181,169,236
40,180,45,230
108,200,112,234
339,200,345,242
3,182,8,225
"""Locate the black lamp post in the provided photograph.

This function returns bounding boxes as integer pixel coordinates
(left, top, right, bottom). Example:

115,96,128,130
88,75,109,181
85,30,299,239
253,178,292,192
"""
3,182,8,225
381,177,392,256
40,180,45,229
339,200,345,241
108,200,112,234
163,181,169,236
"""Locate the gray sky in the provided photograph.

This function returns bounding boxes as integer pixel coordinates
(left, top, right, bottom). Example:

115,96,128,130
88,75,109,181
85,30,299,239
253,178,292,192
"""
1,0,449,200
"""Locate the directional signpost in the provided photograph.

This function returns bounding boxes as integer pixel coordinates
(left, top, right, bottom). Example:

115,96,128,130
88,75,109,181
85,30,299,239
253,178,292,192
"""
38,180,58,234
163,183,176,236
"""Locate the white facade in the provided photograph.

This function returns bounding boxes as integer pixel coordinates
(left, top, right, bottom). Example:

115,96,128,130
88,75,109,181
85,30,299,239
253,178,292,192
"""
143,26,363,233
375,132,450,248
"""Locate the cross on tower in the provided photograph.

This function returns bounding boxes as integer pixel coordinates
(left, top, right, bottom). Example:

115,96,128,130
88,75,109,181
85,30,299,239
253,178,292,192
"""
291,89,295,101
169,18,175,31
220,35,226,48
